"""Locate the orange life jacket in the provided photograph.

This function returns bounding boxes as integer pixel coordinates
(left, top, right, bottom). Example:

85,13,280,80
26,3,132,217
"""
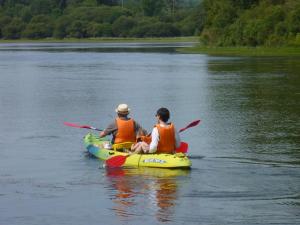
156,123,176,154
114,118,136,144
139,135,152,144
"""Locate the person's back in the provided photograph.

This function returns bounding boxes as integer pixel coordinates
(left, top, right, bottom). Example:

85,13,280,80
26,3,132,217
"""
114,117,136,144
99,104,146,144
130,107,180,154
155,122,176,153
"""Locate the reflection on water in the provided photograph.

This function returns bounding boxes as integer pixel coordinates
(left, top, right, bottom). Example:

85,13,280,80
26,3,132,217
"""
0,42,196,53
205,57,300,164
104,168,190,222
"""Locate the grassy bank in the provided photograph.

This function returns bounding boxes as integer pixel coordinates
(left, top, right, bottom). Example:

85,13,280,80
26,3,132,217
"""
0,36,199,43
178,45,300,57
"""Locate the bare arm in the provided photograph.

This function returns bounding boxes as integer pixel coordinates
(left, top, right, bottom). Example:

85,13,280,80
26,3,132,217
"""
99,131,106,138
99,121,117,138
174,126,181,148
148,127,159,153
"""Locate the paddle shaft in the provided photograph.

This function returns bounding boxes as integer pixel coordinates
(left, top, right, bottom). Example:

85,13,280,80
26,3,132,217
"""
63,122,103,131
86,126,102,132
65,119,200,134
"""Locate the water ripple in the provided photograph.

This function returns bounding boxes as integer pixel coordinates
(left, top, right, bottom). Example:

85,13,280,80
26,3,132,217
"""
213,156,300,168
183,190,300,201
20,135,61,140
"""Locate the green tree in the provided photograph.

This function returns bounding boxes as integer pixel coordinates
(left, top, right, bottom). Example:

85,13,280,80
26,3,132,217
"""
56,0,67,10
109,6,132,23
0,0,200,39
112,15,136,37
130,16,158,37
30,0,52,15
0,15,11,37
53,15,71,38
177,17,197,36
230,0,259,9
22,15,53,38
0,15,11,28
97,0,118,6
145,22,180,37
287,7,300,34
199,0,300,46
86,22,112,37
20,6,32,22
142,0,165,16
98,22,112,36
66,20,88,38
2,17,25,38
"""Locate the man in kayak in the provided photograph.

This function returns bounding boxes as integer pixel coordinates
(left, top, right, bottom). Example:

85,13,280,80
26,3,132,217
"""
99,103,147,145
131,107,181,154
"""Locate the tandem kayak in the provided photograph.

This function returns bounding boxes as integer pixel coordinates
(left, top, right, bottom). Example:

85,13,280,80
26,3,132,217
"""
84,133,191,169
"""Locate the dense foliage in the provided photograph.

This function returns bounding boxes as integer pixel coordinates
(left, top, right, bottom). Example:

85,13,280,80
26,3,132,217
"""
2,0,298,47
200,0,300,46
0,0,202,39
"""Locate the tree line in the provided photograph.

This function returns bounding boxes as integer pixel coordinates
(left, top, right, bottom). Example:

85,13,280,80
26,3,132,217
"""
0,0,203,39
200,0,300,46
2,0,298,47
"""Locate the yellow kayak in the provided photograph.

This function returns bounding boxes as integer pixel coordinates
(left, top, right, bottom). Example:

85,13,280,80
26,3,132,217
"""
84,133,191,169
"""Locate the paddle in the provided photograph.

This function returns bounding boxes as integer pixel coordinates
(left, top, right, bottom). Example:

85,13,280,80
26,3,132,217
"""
64,120,200,133
175,141,189,153
106,120,200,167
179,119,201,132
105,155,129,168
63,122,103,132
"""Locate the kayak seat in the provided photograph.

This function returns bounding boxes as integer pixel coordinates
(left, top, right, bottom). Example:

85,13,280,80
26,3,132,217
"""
112,142,134,152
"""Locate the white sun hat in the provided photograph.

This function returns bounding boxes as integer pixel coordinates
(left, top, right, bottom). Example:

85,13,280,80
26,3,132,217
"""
115,103,130,114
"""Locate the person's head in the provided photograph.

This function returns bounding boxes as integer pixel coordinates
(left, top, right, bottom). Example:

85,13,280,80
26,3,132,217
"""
115,103,130,117
156,107,170,123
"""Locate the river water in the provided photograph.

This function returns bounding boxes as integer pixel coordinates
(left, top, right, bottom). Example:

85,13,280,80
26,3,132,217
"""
0,43,299,225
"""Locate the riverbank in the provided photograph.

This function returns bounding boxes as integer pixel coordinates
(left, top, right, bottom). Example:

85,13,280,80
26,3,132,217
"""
0,36,199,43
179,45,300,57
2,37,300,57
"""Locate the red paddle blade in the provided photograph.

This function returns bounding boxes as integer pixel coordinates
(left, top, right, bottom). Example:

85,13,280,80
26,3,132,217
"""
176,142,188,153
64,122,88,129
179,120,201,133
64,122,102,131
106,155,128,168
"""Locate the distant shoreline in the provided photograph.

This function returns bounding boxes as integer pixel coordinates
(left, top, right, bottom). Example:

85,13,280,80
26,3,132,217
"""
178,45,300,57
0,36,199,43
2,37,300,57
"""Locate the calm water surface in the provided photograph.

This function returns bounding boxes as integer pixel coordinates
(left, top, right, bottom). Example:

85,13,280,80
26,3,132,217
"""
0,43,299,225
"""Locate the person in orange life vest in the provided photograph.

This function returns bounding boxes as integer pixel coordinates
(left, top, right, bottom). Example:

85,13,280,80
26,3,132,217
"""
99,104,147,144
131,107,180,154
